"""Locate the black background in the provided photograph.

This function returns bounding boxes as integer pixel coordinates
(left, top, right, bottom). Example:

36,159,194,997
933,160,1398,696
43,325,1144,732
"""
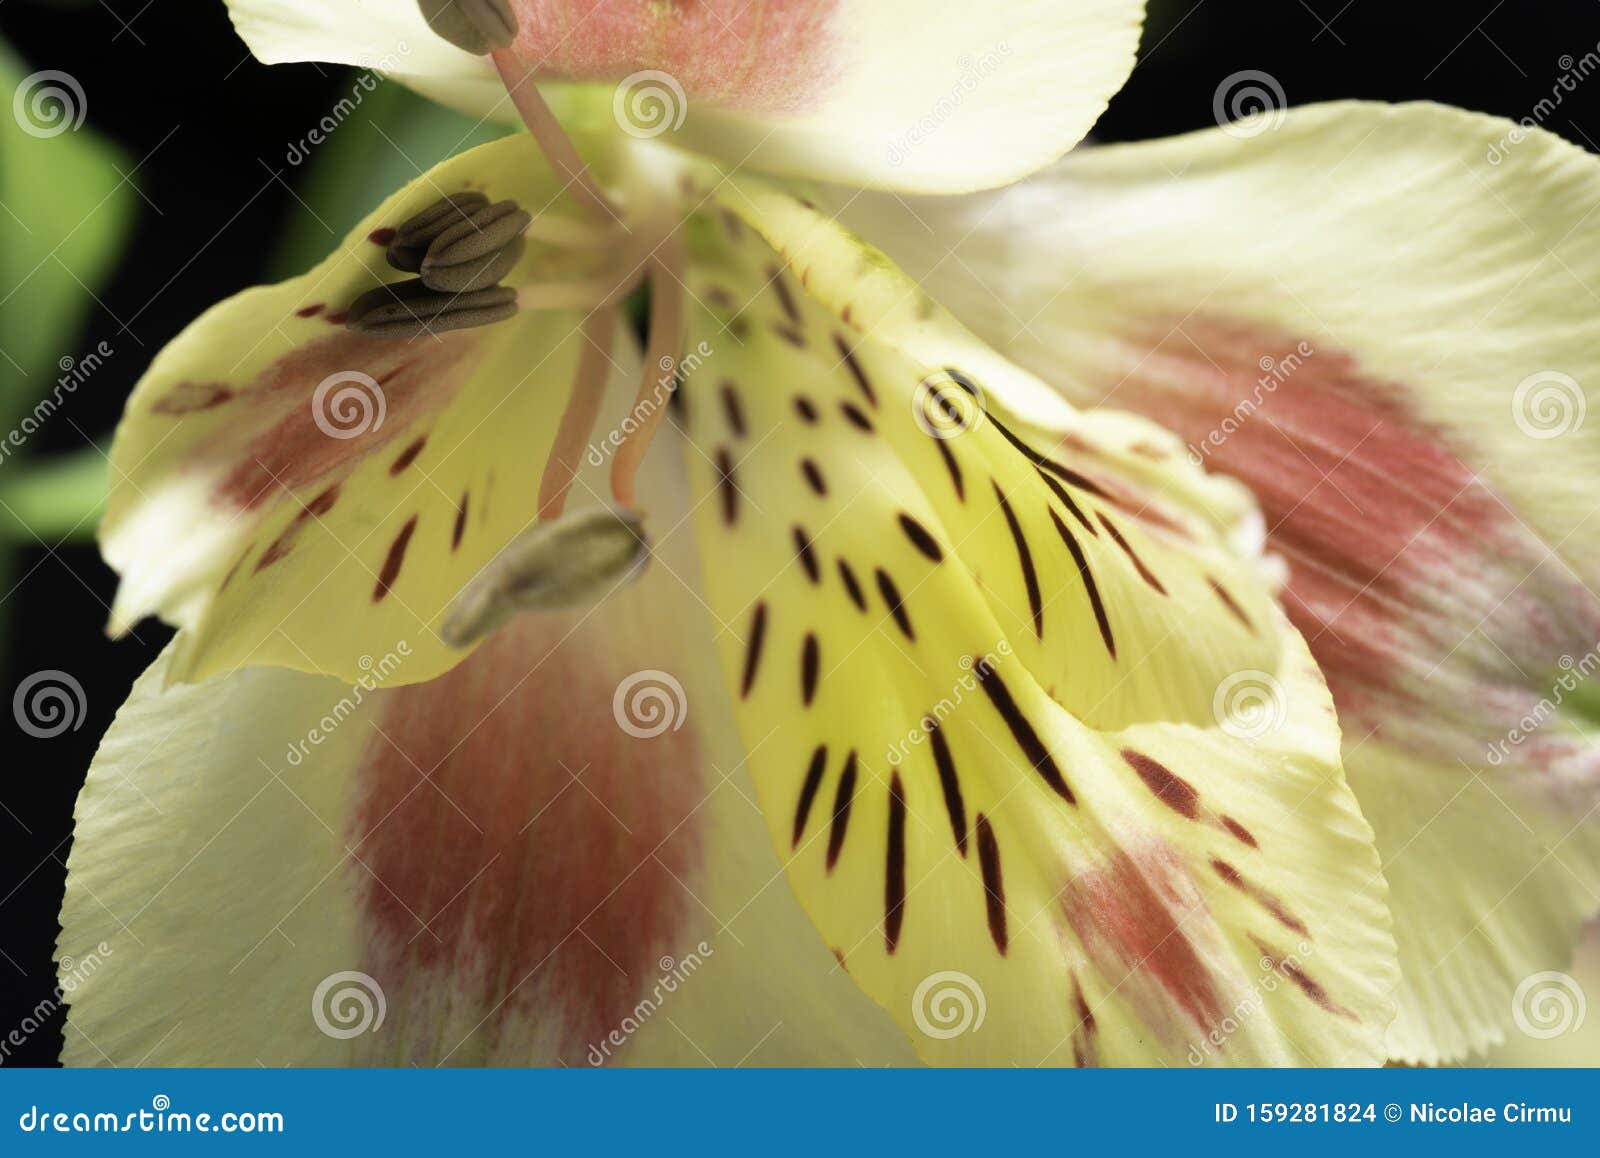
1,0,1598,1065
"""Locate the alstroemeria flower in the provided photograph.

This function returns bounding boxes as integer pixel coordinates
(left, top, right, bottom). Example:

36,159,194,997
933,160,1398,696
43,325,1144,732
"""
841,103,1600,1063
53,3,1406,1068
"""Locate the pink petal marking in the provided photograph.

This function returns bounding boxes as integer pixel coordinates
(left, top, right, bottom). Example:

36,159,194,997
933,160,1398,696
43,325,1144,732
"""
510,0,842,114
180,331,477,509
351,614,704,1064
1104,316,1600,765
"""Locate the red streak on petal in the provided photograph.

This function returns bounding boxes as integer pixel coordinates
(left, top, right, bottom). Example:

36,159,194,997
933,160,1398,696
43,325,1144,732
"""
511,0,841,114
352,615,703,1064
1060,848,1221,1034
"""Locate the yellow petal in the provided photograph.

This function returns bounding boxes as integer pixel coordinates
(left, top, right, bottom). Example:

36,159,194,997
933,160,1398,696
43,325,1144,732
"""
670,179,1396,1064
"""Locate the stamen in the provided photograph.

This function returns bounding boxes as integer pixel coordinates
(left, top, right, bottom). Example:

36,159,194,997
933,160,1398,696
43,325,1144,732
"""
418,199,530,293
491,50,618,223
418,0,518,56
421,236,525,294
440,505,648,648
514,277,635,313
538,310,617,521
525,214,625,249
386,192,489,272
346,281,517,338
610,226,687,509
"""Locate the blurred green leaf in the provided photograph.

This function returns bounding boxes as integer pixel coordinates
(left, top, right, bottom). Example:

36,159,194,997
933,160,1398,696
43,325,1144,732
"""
0,44,135,428
270,76,511,278
0,444,106,541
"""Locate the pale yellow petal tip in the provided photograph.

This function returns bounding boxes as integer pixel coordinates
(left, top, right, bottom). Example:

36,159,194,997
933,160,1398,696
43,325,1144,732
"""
440,506,649,648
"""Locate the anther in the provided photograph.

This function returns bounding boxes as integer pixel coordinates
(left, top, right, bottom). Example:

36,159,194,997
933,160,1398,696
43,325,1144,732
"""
420,199,531,292
440,507,649,648
418,0,518,56
385,192,490,272
346,280,517,338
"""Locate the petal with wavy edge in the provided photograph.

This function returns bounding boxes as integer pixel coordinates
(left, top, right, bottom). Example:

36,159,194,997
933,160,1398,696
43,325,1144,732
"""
61,387,914,1066
101,134,626,687
223,0,1146,194
666,176,1396,1065
841,101,1600,1061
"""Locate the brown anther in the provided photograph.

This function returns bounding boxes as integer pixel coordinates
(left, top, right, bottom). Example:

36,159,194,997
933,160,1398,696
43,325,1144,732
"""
418,0,519,56
385,192,490,272
347,280,517,338
421,235,526,293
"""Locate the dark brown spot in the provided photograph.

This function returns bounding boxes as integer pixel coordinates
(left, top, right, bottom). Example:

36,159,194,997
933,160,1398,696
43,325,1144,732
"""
934,437,965,501
793,526,820,584
295,303,325,318
719,382,747,438
800,633,820,707
975,813,1009,954
741,602,768,699
825,751,858,872
1048,507,1115,658
834,334,877,408
800,457,827,497
837,558,867,611
897,513,944,563
976,664,1074,804
772,324,806,348
254,483,341,572
714,447,739,526
451,492,469,551
1038,469,1098,536
1253,936,1356,1020
389,435,427,476
768,264,801,326
1099,513,1167,595
1222,816,1258,848
793,395,819,424
793,745,828,848
1121,749,1198,819
874,568,915,641
994,481,1042,638
372,514,418,602
368,227,398,247
928,720,967,856
1209,577,1254,632
323,310,348,326
839,402,874,433
1212,859,1309,936
885,772,908,953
